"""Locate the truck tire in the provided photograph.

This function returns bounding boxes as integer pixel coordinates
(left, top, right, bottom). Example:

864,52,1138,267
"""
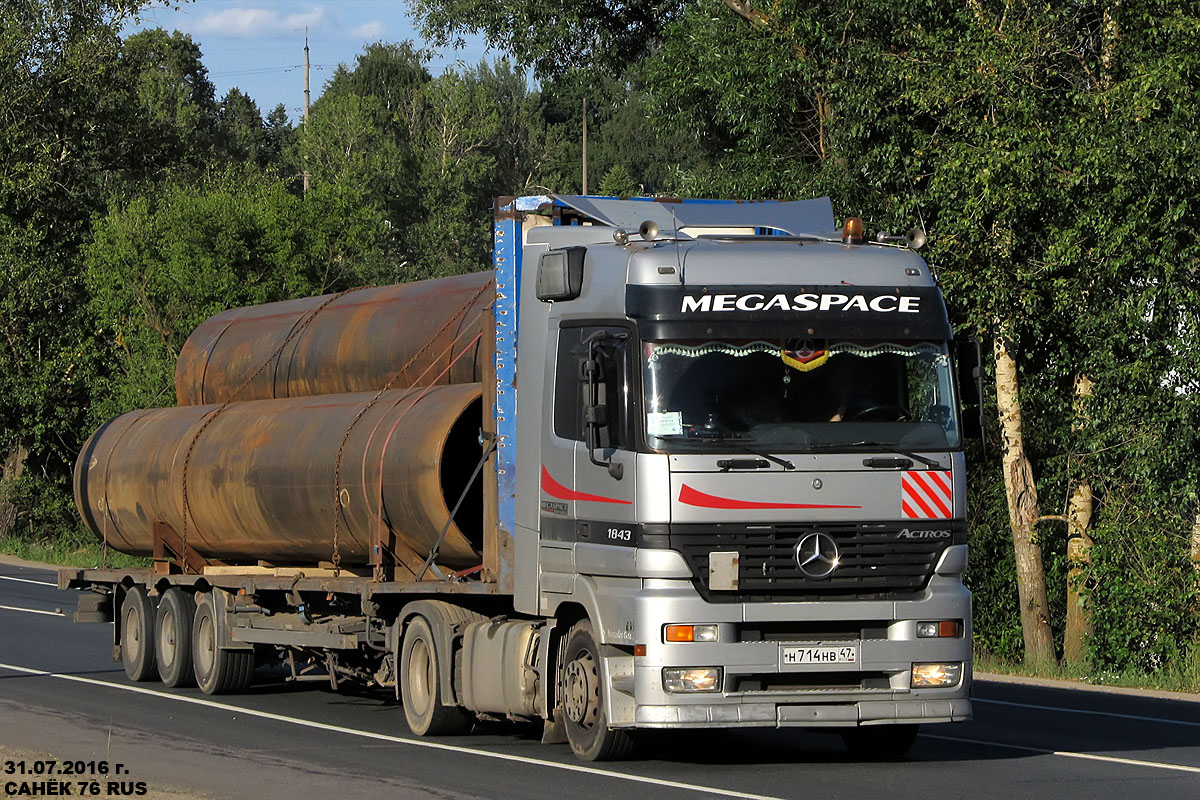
155,587,196,687
841,724,919,759
561,619,635,761
400,615,472,736
120,586,157,682
191,594,254,695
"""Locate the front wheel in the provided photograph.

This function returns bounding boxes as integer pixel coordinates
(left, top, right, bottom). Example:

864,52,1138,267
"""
399,615,472,736
841,724,919,759
561,619,635,761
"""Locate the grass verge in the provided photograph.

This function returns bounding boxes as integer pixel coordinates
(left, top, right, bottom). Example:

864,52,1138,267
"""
975,647,1200,694
0,534,150,569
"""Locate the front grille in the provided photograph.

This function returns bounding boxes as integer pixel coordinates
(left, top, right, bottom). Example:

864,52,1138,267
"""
739,621,890,642
671,521,965,602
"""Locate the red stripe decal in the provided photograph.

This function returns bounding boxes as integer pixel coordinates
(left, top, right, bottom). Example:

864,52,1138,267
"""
926,472,954,516
905,480,937,518
541,466,632,505
678,484,861,510
909,472,952,517
902,469,953,519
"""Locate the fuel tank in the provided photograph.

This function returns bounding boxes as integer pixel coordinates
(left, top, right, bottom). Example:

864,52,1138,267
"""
175,271,494,405
74,384,484,568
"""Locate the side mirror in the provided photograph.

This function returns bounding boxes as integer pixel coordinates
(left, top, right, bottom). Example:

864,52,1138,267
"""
536,247,586,302
955,338,985,442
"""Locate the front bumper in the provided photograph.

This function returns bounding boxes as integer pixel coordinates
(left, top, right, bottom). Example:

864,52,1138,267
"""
589,573,973,730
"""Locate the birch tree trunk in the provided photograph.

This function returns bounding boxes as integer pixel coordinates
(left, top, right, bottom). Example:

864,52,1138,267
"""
1191,501,1200,574
1064,480,1094,667
1064,374,1095,668
994,322,1056,667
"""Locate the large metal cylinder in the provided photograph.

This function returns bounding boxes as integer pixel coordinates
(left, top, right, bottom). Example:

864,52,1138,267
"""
175,271,494,406
74,384,484,568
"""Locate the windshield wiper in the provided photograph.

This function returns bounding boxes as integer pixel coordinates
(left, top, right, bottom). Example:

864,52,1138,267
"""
807,440,945,470
713,437,796,471
850,441,945,470
655,434,795,470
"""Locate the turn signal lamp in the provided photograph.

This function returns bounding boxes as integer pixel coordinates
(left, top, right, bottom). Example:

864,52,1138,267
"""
842,217,865,245
911,662,962,688
665,624,719,643
663,667,722,693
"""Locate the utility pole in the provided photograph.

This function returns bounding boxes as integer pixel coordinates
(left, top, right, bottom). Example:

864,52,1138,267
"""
303,27,311,197
581,97,588,195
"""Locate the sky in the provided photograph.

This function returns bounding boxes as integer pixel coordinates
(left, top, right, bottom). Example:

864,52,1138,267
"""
126,0,492,122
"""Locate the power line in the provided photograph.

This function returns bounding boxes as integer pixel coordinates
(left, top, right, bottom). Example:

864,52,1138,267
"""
212,64,336,77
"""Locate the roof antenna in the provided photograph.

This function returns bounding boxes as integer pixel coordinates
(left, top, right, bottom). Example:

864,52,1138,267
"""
904,170,932,274
670,205,683,277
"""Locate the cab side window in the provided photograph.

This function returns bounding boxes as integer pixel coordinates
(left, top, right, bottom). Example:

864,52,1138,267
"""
553,325,629,447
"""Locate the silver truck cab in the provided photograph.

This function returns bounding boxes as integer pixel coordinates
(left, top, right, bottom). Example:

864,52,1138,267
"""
496,195,971,758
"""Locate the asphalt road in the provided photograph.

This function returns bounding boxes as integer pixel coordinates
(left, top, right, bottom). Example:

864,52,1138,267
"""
1,558,1197,800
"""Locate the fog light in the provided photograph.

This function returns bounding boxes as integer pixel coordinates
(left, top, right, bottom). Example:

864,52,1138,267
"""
664,624,719,643
911,662,962,687
663,667,722,693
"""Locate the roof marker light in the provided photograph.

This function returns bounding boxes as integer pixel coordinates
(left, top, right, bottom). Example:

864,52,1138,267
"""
842,217,864,245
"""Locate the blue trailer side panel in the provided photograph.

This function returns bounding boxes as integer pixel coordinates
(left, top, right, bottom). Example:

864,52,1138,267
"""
492,202,521,546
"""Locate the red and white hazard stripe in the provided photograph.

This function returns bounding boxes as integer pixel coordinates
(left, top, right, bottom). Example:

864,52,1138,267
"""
901,470,953,519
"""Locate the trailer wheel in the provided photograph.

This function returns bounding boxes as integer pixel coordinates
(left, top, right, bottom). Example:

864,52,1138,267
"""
155,588,196,687
841,724,919,759
192,594,254,695
400,615,471,736
120,587,158,682
561,619,635,761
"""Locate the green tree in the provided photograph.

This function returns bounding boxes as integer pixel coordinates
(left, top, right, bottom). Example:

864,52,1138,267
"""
409,60,555,274
263,103,295,167
0,0,149,540
410,0,685,78
119,27,219,176
217,87,267,165
84,167,396,421
599,164,637,197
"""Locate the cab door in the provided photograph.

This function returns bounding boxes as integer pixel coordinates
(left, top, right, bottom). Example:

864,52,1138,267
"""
542,323,637,547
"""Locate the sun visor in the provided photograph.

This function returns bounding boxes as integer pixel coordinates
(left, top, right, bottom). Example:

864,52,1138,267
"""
545,196,836,237
627,284,952,340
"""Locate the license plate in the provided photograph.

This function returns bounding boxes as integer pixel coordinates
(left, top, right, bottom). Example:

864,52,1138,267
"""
781,645,858,665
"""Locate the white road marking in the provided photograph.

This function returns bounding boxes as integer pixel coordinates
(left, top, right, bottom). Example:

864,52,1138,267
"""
921,733,1200,775
0,604,63,617
975,697,1200,728
0,575,57,588
0,662,786,800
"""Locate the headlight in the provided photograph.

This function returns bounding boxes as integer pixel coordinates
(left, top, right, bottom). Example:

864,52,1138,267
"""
916,620,960,638
663,667,722,692
911,662,962,687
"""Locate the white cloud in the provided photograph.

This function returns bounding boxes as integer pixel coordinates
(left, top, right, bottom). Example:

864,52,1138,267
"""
187,6,330,38
351,20,386,39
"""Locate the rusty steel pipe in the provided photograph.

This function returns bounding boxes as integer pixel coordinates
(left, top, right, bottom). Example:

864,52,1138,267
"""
74,384,484,568
175,271,494,405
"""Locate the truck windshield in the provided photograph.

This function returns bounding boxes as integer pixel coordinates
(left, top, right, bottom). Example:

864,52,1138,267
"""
642,338,960,452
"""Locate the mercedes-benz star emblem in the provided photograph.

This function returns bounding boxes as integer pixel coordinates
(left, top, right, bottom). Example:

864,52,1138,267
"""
794,532,840,579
